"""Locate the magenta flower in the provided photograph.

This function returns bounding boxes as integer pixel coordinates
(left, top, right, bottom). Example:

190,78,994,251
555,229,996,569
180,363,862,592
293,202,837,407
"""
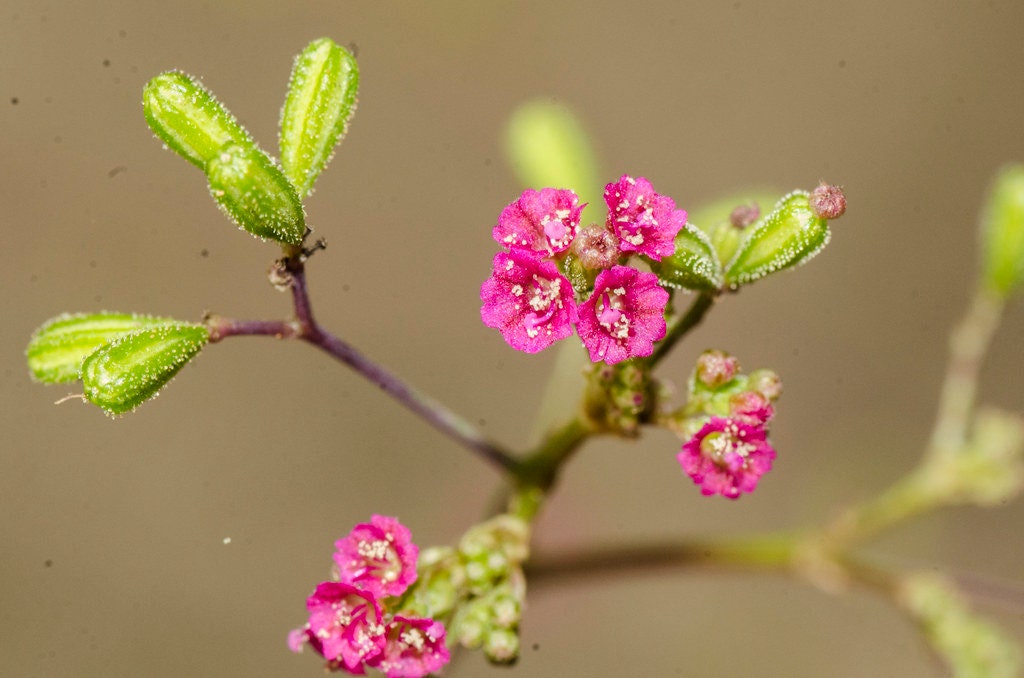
481,249,578,353
604,175,686,261
576,265,669,365
677,417,776,499
368,616,451,678
492,188,583,256
334,515,419,599
289,582,387,673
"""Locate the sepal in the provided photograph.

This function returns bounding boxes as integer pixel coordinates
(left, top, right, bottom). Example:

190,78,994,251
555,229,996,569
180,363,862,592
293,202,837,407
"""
143,71,253,169
81,323,209,414
724,190,832,288
279,37,360,197
27,312,177,383
207,142,306,245
649,222,723,291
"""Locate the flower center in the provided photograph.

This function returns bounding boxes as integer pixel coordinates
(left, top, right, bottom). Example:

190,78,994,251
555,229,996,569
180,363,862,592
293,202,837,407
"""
523,275,563,338
597,287,630,342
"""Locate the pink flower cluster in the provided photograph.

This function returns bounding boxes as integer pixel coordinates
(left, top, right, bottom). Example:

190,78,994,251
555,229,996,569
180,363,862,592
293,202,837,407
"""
289,515,450,678
677,393,777,499
481,176,686,365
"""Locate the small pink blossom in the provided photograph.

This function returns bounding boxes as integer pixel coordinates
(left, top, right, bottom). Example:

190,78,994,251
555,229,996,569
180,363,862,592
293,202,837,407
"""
334,515,419,599
576,265,669,365
481,249,578,353
290,582,387,673
368,616,451,678
492,188,583,256
604,175,686,261
677,416,776,499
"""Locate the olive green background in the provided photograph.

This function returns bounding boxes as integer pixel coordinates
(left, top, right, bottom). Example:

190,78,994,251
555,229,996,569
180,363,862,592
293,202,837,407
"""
3,2,1024,676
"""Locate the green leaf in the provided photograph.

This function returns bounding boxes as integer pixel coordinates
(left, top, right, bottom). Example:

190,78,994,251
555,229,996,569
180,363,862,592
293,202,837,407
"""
27,312,177,383
81,323,209,415
143,71,254,170
724,190,831,288
504,100,601,209
207,142,306,246
980,164,1024,298
649,223,722,292
279,37,360,198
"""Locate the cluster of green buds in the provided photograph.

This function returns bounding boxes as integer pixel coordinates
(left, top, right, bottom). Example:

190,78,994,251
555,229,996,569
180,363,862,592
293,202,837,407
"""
400,515,530,665
668,349,781,440
651,183,846,293
582,360,662,436
26,39,359,414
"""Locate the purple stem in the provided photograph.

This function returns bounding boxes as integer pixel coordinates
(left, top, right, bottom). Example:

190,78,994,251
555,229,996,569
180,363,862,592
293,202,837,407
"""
206,257,518,475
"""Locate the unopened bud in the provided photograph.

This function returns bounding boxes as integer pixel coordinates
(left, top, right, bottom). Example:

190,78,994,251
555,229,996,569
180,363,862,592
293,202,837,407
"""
649,222,723,292
980,164,1024,298
729,203,761,228
207,142,306,246
748,368,783,400
694,349,739,389
81,323,209,414
571,224,620,270
809,182,846,219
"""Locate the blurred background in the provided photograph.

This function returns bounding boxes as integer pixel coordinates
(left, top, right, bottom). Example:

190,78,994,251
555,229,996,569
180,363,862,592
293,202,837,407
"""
3,1,1024,675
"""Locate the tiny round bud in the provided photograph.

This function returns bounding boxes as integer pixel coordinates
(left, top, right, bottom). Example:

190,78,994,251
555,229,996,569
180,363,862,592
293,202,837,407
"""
810,182,846,220
748,368,782,400
729,390,774,425
729,203,761,229
695,349,739,388
571,224,620,270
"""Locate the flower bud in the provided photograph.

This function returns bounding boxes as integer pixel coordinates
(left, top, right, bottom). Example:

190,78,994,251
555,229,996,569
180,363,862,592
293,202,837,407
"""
729,203,760,228
143,71,253,170
980,164,1024,298
724,190,833,288
27,312,176,383
571,224,620,270
279,38,359,198
649,222,723,291
809,182,846,219
747,368,783,400
81,323,209,414
207,142,306,246
693,349,739,389
483,628,520,664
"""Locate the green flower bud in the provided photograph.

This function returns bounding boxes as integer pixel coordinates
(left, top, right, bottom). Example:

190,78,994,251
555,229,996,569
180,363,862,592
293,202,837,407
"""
980,164,1024,298
27,312,176,383
143,71,253,170
81,323,209,415
724,190,833,288
649,222,723,292
900,572,1022,678
582,361,657,437
403,547,464,618
483,627,520,665
279,38,359,198
207,142,306,246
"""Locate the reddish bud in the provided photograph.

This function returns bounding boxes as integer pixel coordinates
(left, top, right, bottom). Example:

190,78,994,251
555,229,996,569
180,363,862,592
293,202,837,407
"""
695,349,739,388
810,182,846,220
571,224,620,270
729,203,761,229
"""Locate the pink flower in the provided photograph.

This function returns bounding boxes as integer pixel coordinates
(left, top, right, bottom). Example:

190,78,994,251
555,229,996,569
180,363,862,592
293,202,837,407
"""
677,417,776,499
334,515,419,599
481,249,578,353
604,175,686,261
290,582,387,673
492,188,583,256
368,616,451,678
576,266,668,365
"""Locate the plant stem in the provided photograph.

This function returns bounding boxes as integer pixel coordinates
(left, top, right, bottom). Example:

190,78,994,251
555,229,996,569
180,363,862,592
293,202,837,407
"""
647,292,716,367
927,287,1004,463
207,256,519,475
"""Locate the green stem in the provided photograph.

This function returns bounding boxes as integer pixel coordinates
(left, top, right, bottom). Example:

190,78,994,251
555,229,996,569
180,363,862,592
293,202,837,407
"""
647,292,716,367
508,416,596,521
928,288,1003,463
